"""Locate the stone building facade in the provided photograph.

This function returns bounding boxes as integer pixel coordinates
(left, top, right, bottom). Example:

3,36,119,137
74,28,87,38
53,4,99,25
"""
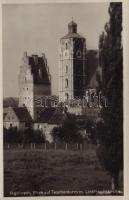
3,107,32,130
58,20,86,101
18,52,51,120
3,20,100,142
58,20,100,102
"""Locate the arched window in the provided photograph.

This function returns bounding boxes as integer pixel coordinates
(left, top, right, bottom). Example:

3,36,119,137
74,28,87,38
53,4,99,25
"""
66,43,68,49
65,79,68,88
76,50,81,58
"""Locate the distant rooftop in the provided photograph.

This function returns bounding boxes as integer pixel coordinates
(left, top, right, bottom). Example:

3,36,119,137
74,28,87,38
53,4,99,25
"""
3,107,32,122
13,107,32,122
35,107,66,124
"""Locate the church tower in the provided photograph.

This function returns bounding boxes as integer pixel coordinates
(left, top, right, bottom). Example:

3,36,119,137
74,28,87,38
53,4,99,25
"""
58,20,86,101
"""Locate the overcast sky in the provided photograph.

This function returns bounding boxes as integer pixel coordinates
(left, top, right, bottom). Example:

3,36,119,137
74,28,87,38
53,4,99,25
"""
3,3,109,98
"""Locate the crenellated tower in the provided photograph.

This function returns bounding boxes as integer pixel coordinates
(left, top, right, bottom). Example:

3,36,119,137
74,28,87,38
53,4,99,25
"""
18,52,51,120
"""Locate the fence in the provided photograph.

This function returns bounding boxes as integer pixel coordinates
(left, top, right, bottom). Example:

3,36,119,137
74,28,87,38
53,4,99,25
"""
4,141,95,151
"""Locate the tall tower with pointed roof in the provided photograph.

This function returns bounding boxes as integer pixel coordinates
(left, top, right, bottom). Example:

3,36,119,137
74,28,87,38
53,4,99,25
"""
58,20,86,101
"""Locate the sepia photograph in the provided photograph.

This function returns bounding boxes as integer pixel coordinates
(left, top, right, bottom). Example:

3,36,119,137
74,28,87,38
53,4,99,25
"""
2,1,124,197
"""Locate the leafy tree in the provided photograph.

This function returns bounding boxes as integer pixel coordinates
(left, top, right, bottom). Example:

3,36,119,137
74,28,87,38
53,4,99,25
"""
96,3,123,190
85,119,97,144
21,127,34,144
51,126,63,142
5,127,20,144
33,129,45,144
51,114,83,143
3,127,45,144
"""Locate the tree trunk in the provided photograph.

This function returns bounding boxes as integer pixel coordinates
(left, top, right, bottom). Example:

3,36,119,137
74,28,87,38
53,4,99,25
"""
111,171,119,191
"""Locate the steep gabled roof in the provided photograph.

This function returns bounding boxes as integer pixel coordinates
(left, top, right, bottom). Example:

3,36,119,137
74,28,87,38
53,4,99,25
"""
3,97,19,108
13,107,32,122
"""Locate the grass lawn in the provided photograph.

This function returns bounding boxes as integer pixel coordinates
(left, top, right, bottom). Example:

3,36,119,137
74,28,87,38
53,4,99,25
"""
4,146,123,197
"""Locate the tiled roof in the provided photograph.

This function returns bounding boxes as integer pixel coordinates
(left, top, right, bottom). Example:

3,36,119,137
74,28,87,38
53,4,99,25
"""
35,107,46,115
61,32,84,39
3,97,19,108
48,111,66,125
13,107,32,122
37,107,56,123
36,107,66,124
